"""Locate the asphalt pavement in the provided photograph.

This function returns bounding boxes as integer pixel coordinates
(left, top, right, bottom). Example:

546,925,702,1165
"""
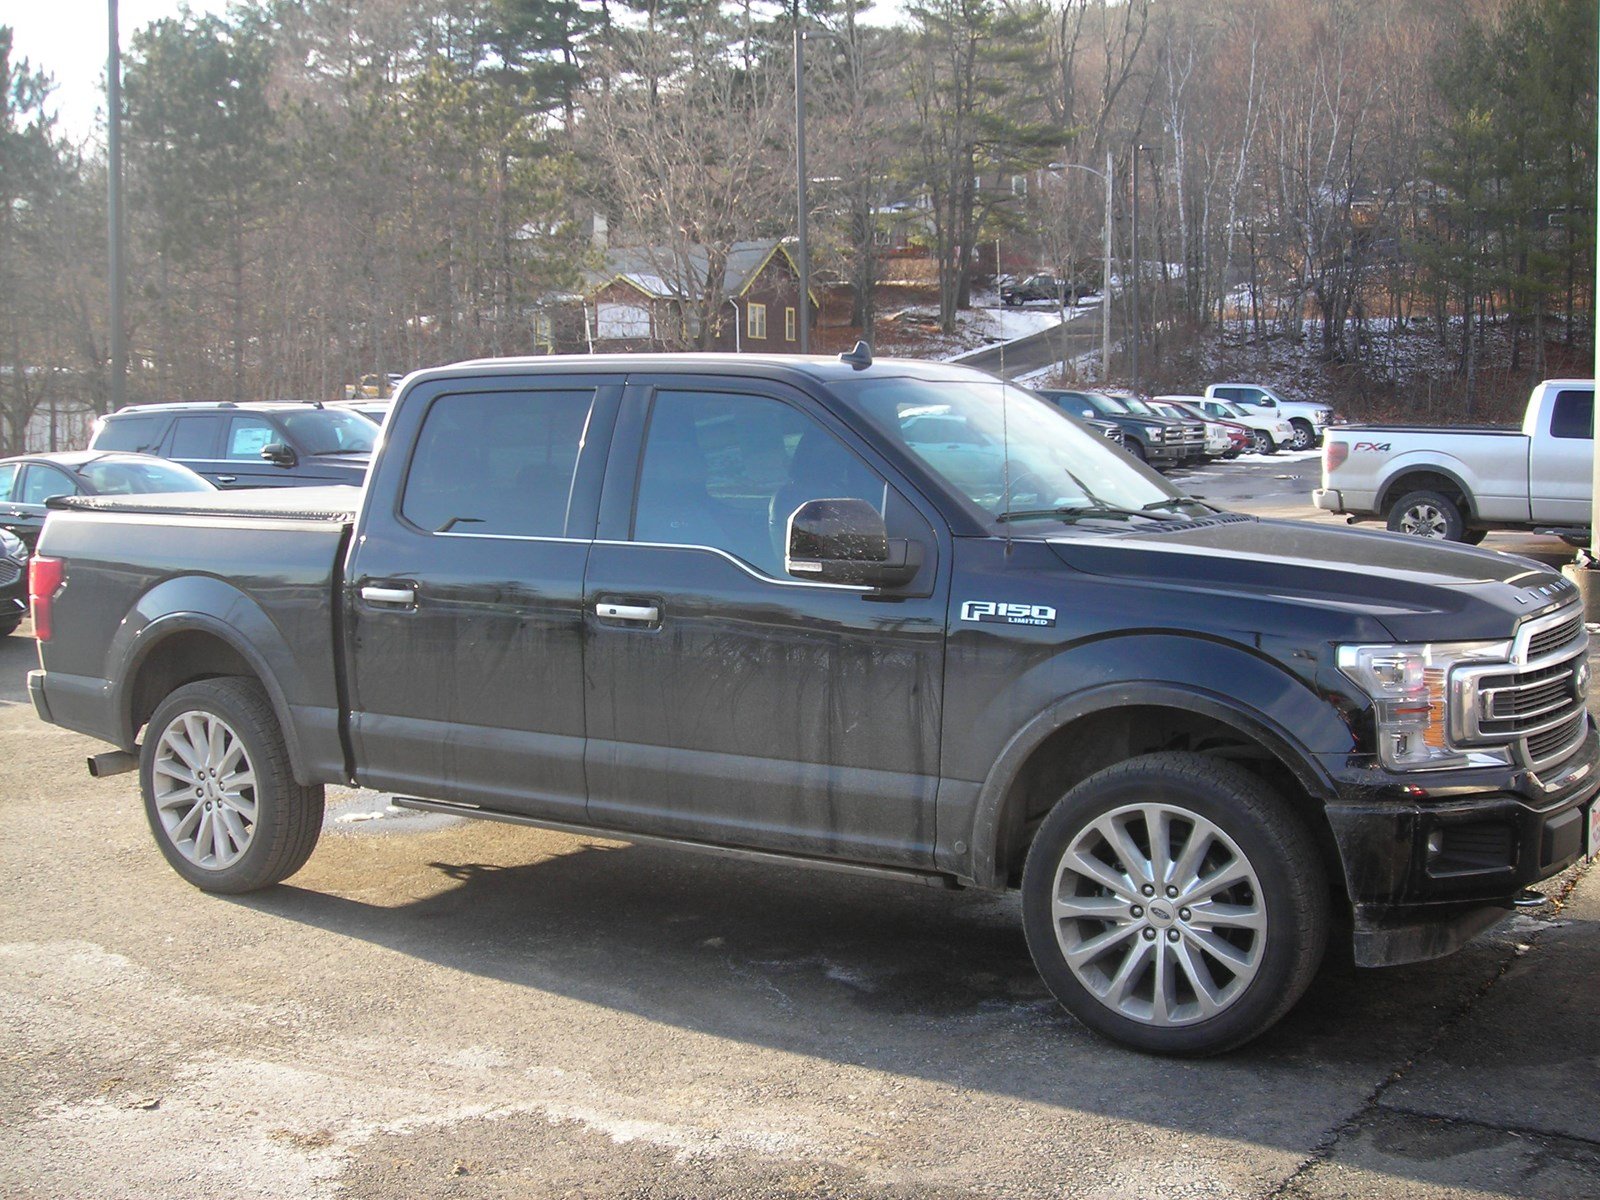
0,463,1595,1199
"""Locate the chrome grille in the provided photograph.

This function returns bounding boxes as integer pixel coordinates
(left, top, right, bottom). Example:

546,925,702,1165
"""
0,560,20,586
1102,426,1125,446
1455,604,1590,772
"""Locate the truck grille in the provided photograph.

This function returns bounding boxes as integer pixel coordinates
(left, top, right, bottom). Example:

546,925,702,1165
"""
1457,605,1590,772
1102,425,1125,447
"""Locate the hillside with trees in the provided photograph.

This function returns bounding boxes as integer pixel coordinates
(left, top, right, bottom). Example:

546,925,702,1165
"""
0,0,1593,450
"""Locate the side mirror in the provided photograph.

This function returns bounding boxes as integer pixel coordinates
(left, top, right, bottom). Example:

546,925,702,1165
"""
260,442,297,467
786,497,921,588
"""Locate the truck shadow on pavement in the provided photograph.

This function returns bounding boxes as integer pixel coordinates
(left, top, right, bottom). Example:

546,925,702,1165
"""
232,832,1581,1172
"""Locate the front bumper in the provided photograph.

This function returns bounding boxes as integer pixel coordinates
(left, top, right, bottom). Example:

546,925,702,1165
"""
1319,723,1599,966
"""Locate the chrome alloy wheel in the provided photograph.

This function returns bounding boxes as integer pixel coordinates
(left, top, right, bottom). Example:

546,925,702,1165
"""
1396,500,1450,538
151,711,258,870
1050,802,1267,1027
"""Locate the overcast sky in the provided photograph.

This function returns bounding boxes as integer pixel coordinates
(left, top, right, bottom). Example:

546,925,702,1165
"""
5,0,231,145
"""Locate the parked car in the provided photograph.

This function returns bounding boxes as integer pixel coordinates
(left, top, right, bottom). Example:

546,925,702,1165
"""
1152,397,1251,458
89,402,379,489
1035,389,1194,467
1314,379,1593,543
0,528,25,637
1149,398,1236,459
1108,393,1208,462
331,398,393,426
1000,273,1090,307
31,351,1599,1056
0,451,215,551
1204,383,1334,451
1183,396,1296,455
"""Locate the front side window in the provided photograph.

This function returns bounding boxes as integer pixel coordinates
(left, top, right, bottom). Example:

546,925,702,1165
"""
226,416,278,460
633,390,895,578
1550,390,1593,440
401,390,592,537
748,303,767,340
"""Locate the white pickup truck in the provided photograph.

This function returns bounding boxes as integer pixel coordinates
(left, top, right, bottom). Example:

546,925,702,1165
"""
1313,379,1593,543
1205,383,1335,451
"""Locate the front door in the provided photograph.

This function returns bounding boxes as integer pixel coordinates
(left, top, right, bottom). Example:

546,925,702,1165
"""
345,376,620,820
583,379,948,868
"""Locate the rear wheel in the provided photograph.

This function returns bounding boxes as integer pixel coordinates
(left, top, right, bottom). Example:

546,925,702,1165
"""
1462,529,1489,546
1021,752,1329,1056
140,677,324,893
1386,489,1465,541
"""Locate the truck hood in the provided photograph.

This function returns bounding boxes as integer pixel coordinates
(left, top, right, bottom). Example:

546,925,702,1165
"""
1048,515,1574,642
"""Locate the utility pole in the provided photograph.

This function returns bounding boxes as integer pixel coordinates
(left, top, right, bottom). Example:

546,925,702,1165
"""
793,0,810,354
107,0,126,410
1129,146,1141,394
1102,148,1112,383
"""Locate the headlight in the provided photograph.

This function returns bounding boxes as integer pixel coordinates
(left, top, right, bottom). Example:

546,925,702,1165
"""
1338,641,1512,770
1144,425,1165,441
0,529,23,562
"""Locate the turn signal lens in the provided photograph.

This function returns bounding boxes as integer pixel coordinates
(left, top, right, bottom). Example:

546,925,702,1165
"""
28,555,64,642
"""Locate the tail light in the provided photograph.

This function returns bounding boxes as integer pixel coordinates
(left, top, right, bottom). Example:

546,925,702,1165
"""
29,555,64,642
1324,440,1349,475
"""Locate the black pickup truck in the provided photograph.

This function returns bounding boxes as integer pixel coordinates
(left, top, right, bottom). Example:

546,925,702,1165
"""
26,352,1600,1055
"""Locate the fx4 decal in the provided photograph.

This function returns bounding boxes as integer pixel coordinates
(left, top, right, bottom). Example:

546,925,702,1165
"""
959,600,1057,627
1352,441,1392,452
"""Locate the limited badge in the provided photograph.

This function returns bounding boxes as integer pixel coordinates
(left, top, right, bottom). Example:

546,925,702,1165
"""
959,600,1057,627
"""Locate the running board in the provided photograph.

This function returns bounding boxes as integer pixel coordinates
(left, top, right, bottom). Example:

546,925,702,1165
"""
390,796,962,889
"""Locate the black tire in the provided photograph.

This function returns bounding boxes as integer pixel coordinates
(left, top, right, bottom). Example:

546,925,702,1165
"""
1385,489,1465,541
1126,440,1148,463
1021,752,1329,1056
139,677,324,894
1252,430,1276,455
1462,529,1489,546
0,617,20,638
1288,420,1315,451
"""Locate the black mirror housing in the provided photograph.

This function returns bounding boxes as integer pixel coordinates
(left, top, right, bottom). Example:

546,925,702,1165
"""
786,497,921,588
260,442,297,467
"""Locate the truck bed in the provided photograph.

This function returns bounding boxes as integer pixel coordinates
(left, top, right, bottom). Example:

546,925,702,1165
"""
51,484,362,524
1329,424,1520,436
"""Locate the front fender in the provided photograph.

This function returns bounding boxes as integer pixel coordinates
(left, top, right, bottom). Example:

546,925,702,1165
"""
955,635,1352,889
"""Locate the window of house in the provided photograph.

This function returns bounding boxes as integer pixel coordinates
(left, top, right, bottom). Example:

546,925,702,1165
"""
401,390,594,537
748,303,767,340
596,303,651,340
785,307,797,342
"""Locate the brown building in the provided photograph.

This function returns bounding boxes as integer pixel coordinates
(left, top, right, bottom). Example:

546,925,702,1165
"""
575,240,817,354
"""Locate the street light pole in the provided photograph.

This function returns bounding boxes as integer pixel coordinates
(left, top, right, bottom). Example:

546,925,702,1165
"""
107,0,126,410
1130,145,1142,394
1102,148,1112,383
793,1,810,354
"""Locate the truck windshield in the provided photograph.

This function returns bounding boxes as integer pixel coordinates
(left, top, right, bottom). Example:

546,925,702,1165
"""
279,409,379,455
835,377,1210,528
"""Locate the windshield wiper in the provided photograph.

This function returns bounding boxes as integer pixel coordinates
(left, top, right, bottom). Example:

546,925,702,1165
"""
995,503,1185,524
1141,496,1214,513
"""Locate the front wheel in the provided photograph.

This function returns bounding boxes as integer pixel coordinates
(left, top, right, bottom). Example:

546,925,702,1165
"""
1021,752,1329,1056
1288,420,1315,451
1252,430,1276,455
1385,489,1465,541
140,677,324,893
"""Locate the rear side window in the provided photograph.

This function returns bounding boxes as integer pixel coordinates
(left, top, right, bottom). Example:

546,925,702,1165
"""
1550,390,1593,440
169,416,219,458
402,390,593,536
93,414,165,452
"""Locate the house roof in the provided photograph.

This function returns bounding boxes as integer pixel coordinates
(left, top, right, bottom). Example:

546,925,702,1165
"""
589,240,801,302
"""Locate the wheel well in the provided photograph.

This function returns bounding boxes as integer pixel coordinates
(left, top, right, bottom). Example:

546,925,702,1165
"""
1381,471,1470,520
991,705,1342,894
129,630,259,741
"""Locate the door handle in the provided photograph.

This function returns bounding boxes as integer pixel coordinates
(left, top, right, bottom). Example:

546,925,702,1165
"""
215,475,237,484
361,585,417,606
595,601,659,624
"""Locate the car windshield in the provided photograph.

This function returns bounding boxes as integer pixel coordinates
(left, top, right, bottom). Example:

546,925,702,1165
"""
78,457,215,495
279,408,378,455
835,376,1211,529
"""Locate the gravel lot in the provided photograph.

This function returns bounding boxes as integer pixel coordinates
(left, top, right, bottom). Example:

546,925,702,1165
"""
1,465,1596,1199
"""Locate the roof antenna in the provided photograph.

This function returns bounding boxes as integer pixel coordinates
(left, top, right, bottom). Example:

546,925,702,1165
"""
839,340,872,369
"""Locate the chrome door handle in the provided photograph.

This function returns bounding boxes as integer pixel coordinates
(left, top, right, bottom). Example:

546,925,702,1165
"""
595,601,659,623
361,585,416,606
215,475,237,484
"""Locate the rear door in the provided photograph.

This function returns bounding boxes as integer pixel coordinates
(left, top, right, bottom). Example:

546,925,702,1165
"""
1530,385,1593,525
344,373,621,821
581,375,948,867
162,414,229,485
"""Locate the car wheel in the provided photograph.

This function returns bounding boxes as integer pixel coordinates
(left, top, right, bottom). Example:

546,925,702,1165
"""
1126,440,1148,463
0,617,20,638
1386,489,1465,541
1288,420,1314,451
1252,430,1276,455
1462,529,1489,546
140,677,324,893
1021,752,1329,1056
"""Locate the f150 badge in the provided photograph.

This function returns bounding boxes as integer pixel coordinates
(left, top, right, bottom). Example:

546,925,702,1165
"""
960,600,1057,627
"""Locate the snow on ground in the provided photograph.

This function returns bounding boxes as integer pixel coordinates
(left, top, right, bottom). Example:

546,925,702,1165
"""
873,290,1099,362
